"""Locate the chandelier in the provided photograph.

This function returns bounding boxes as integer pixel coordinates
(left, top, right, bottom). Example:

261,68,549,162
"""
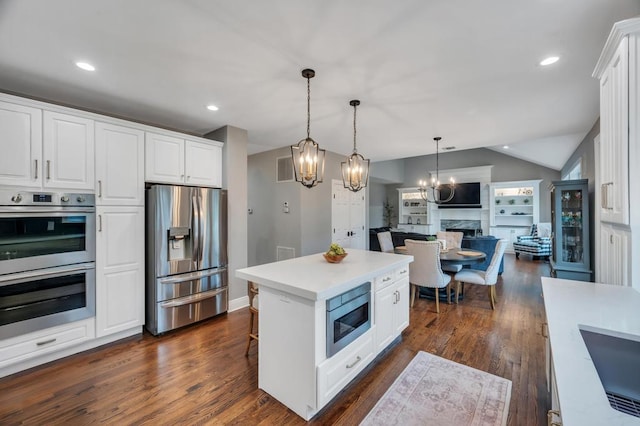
418,137,455,203
341,100,370,192
291,68,326,188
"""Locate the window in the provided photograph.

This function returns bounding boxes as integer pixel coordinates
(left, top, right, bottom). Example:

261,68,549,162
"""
562,158,582,180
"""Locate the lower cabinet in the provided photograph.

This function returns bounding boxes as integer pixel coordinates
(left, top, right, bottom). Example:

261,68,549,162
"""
0,318,95,370
96,206,145,337
597,223,630,285
489,226,529,253
374,268,410,353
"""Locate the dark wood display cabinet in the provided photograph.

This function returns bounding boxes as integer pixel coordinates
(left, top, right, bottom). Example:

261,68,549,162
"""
549,179,592,281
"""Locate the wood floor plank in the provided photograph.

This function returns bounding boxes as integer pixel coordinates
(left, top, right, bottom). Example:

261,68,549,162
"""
0,254,550,425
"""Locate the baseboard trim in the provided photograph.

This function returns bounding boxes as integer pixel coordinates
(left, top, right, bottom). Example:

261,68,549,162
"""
229,295,249,312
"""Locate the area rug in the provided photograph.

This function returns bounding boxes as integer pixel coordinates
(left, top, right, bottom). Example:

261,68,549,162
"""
360,351,511,426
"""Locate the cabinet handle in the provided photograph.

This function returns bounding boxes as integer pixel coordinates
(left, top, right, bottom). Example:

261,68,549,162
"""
34,159,38,179
187,175,191,181
98,180,102,198
610,234,614,244
541,322,548,338
383,277,391,282
46,160,51,180
36,338,57,346
346,356,362,369
98,214,102,232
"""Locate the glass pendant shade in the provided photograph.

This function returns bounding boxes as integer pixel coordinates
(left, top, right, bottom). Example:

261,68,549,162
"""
291,137,325,188
341,99,370,192
291,68,325,189
418,137,455,204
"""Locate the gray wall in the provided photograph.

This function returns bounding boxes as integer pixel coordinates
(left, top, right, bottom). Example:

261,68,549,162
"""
247,148,360,266
368,181,389,228
205,126,248,302
379,147,561,226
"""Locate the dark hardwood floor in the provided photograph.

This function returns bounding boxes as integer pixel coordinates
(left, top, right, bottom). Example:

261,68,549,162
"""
0,254,551,425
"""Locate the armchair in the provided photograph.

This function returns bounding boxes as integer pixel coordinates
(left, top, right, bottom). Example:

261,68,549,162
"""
513,223,552,260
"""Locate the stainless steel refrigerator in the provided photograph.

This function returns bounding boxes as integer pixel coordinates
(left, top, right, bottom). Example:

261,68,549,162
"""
145,185,228,335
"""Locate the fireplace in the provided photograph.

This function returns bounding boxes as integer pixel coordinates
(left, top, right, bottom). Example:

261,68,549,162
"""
446,228,482,237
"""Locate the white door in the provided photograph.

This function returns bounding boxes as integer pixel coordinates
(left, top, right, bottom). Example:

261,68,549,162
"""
96,206,145,337
145,132,185,184
331,180,366,249
0,101,42,188
95,122,145,205
43,111,94,190
185,139,222,187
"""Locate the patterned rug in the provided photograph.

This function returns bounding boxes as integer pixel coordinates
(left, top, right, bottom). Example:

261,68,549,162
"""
360,351,511,426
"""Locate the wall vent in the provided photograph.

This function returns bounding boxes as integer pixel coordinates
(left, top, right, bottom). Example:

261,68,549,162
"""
277,246,295,261
277,156,294,183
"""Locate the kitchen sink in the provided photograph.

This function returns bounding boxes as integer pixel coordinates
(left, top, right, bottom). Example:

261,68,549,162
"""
579,325,640,418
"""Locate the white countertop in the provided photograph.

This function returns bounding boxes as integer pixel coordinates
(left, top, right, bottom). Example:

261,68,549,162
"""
236,249,413,301
541,277,640,425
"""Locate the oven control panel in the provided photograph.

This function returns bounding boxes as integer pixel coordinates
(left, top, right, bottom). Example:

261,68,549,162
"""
0,189,95,207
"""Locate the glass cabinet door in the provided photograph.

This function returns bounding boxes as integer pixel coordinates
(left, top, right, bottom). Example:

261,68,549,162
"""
559,187,585,264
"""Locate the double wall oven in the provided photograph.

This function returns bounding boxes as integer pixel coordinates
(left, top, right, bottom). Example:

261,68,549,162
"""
0,189,95,339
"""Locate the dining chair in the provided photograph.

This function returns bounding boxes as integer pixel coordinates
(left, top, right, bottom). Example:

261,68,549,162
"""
405,239,452,313
245,281,259,356
454,240,508,309
377,231,395,253
436,231,464,273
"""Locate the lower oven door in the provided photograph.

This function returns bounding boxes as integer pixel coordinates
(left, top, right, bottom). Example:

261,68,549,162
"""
0,263,96,339
150,287,228,335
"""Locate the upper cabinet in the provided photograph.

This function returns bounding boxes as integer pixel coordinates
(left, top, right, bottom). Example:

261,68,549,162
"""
95,122,145,206
0,102,94,191
43,111,94,191
0,101,42,188
145,132,222,188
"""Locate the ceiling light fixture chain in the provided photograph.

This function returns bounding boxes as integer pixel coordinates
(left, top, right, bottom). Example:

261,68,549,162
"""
418,137,455,204
290,68,325,189
341,99,369,192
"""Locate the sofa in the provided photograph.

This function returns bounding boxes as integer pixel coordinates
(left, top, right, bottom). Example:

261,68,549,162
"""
369,227,434,252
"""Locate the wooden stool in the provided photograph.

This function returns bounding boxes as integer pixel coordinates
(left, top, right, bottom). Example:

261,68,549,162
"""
245,281,259,356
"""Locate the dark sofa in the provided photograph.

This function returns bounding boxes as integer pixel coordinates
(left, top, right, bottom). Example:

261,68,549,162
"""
369,228,503,274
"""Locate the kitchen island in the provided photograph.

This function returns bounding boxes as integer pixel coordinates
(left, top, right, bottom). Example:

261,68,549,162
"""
542,277,640,425
236,249,413,420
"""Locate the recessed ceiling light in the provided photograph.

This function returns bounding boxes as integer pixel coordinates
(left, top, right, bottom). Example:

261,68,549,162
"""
206,105,219,111
75,61,96,71
503,145,509,149
540,56,560,66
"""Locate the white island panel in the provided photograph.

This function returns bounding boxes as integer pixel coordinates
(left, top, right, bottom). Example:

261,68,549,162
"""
542,277,640,425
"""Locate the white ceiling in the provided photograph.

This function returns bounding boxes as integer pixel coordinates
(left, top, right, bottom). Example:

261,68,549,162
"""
0,1,639,171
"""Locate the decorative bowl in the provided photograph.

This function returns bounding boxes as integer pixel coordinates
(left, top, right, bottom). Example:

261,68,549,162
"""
323,253,348,263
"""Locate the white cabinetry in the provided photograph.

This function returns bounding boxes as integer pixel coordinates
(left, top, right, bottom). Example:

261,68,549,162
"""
397,188,430,233
489,180,541,254
95,122,145,205
43,111,94,190
331,180,366,249
0,101,42,187
0,103,94,190
145,132,222,187
95,206,145,337
593,18,640,288
374,268,409,353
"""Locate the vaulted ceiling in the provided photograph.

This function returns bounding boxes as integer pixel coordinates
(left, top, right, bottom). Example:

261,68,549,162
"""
0,1,638,170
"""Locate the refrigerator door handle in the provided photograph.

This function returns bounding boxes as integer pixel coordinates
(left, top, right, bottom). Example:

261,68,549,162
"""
191,194,200,264
158,267,227,284
198,192,205,265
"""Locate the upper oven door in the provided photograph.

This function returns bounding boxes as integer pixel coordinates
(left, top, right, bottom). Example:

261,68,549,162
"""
0,207,96,275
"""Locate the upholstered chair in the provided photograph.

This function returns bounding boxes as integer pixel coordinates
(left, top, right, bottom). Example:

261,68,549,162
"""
405,239,452,313
377,231,395,253
454,240,508,309
436,231,464,273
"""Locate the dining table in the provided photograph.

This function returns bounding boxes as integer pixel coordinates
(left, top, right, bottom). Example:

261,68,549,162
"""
394,246,487,301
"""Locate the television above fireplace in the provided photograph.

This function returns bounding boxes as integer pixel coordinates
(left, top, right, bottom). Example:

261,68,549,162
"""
437,182,481,209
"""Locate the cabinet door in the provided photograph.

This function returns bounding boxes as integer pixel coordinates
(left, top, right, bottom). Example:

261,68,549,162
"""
0,101,42,188
374,283,396,353
598,224,630,286
43,111,95,190
96,206,145,337
599,37,629,225
95,122,144,205
185,140,222,187
145,132,185,184
394,278,410,334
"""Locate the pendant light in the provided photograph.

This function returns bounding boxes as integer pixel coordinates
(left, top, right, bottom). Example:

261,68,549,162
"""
341,100,370,192
418,137,456,203
291,68,326,188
